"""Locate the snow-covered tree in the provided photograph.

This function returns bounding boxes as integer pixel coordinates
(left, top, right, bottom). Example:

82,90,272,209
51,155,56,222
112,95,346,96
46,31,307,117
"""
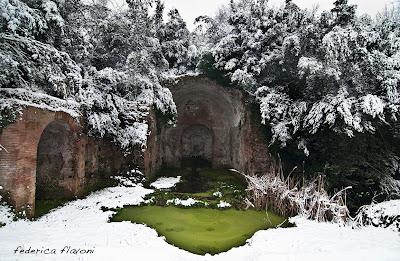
211,0,400,150
158,8,192,73
75,0,176,152
200,0,400,205
331,0,356,26
0,0,176,154
191,6,232,65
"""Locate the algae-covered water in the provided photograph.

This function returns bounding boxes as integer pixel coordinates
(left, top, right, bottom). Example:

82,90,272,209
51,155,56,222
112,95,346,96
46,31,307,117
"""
111,205,288,255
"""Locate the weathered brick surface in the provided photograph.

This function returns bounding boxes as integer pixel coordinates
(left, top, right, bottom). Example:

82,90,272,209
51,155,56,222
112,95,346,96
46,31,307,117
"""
0,107,128,217
144,110,161,176
146,75,272,176
0,77,273,216
0,107,84,216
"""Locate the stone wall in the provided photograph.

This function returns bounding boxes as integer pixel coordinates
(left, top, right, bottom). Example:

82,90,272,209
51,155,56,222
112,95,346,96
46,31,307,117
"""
146,75,272,176
143,110,162,177
0,76,274,216
0,107,127,217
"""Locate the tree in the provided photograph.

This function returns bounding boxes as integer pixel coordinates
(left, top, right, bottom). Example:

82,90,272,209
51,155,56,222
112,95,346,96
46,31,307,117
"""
0,0,176,154
153,0,164,28
206,0,400,206
159,8,191,72
331,0,356,26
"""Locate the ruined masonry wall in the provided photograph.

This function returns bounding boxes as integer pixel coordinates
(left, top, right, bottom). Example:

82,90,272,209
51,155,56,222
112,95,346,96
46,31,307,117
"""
0,107,126,217
145,75,272,176
0,76,273,216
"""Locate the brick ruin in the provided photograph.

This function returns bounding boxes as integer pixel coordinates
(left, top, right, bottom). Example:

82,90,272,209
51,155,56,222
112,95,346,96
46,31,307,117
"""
0,108,126,217
0,75,272,216
145,75,272,175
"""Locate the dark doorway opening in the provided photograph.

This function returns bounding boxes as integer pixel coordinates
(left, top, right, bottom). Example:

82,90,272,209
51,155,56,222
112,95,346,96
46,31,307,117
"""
36,120,75,204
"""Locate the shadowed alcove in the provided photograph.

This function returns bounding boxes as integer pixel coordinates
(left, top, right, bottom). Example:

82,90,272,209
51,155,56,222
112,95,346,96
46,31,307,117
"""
145,76,272,177
158,77,243,169
36,120,75,200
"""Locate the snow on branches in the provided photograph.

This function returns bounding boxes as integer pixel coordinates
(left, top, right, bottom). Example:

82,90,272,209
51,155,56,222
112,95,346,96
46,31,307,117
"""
0,34,82,98
78,67,176,152
210,0,400,153
0,0,178,154
0,0,47,38
0,32,82,126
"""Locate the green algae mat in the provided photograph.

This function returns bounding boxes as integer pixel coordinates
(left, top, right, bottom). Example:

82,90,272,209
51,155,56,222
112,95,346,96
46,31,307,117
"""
111,205,288,255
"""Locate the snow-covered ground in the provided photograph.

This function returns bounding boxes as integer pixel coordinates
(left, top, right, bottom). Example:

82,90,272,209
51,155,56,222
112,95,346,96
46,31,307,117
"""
356,200,400,231
150,176,181,189
0,203,13,226
0,184,399,261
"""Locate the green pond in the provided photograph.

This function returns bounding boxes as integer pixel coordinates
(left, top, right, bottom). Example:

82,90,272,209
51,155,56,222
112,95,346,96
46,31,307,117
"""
111,205,289,255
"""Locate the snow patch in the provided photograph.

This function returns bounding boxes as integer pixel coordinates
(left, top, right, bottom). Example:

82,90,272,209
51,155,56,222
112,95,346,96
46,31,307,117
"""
150,176,181,189
213,191,222,198
0,203,14,226
111,176,136,187
166,198,200,207
217,201,231,208
112,169,146,187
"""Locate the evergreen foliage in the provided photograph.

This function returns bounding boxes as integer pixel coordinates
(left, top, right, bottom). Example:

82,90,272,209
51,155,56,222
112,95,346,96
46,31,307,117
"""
1,0,400,206
196,0,400,205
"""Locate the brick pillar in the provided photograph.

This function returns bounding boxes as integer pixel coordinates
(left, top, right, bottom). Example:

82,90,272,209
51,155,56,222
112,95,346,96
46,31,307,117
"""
0,108,47,216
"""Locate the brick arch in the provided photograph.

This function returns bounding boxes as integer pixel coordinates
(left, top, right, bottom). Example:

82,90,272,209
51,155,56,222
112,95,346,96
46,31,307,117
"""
160,77,243,168
145,75,273,177
145,75,271,173
0,107,85,217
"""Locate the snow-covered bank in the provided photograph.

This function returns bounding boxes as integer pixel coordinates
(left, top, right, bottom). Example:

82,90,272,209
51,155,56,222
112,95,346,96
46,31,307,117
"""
150,176,181,189
0,203,14,226
0,185,399,261
356,200,400,231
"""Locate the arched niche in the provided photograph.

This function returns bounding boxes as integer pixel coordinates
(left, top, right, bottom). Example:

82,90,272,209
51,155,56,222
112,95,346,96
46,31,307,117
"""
145,76,273,178
159,76,244,168
36,120,75,200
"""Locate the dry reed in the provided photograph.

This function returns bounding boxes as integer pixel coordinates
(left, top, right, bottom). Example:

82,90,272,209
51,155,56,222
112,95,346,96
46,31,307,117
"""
243,156,351,223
